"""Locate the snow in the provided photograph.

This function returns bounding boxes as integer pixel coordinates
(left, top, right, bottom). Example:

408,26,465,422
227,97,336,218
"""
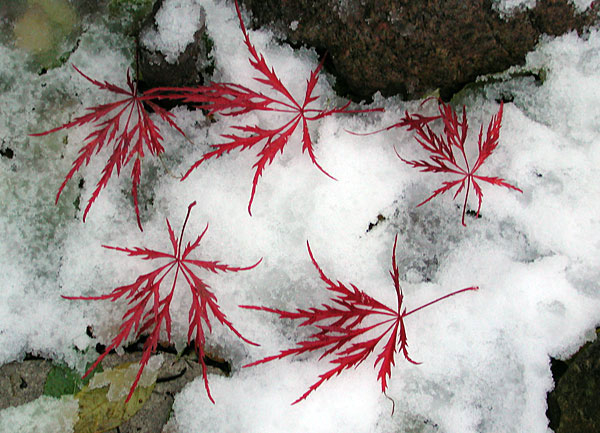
141,0,205,63
494,0,537,14
493,0,594,15
0,395,78,433
1,0,599,432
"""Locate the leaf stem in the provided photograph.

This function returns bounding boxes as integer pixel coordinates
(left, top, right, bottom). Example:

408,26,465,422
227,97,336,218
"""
461,175,472,226
403,286,479,317
178,201,197,258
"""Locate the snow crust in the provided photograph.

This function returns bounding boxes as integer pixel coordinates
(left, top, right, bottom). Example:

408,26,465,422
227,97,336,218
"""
0,0,599,432
494,0,537,15
493,0,594,15
0,396,78,433
141,0,205,63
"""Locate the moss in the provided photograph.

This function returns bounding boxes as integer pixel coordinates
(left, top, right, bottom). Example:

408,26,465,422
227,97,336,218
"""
108,0,156,35
200,31,216,78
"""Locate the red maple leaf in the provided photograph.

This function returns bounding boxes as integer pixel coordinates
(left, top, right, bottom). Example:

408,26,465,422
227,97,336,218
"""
396,100,522,225
63,201,261,402
31,66,186,230
152,0,382,215
241,235,478,404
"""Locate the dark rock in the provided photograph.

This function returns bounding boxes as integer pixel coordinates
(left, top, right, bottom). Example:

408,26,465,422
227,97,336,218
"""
138,0,212,91
99,350,217,433
547,331,600,433
0,359,52,410
238,0,598,101
0,348,228,433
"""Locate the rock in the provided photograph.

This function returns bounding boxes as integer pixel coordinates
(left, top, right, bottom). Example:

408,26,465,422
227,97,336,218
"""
547,331,600,433
90,351,212,433
238,0,598,100
0,357,52,410
138,0,213,91
0,349,229,433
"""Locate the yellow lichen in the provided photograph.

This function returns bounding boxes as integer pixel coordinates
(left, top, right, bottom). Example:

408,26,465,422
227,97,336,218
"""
13,0,78,64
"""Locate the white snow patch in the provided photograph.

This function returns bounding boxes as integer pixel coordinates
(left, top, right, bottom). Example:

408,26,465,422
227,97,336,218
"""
0,0,599,432
493,0,594,15
141,0,205,63
0,396,78,433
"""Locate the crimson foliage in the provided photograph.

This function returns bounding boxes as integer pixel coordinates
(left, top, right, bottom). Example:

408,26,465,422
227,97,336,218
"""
31,66,186,231
151,0,382,215
63,202,261,402
242,236,478,404
396,100,522,225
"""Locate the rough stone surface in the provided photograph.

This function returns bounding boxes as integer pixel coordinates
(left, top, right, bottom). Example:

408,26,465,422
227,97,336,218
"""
238,0,598,100
101,350,217,433
0,349,227,432
138,0,212,91
0,357,53,410
547,333,600,433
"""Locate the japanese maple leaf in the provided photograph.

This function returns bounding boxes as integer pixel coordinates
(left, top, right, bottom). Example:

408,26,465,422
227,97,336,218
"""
241,236,478,404
153,0,382,215
396,100,522,225
63,201,261,403
31,65,186,230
